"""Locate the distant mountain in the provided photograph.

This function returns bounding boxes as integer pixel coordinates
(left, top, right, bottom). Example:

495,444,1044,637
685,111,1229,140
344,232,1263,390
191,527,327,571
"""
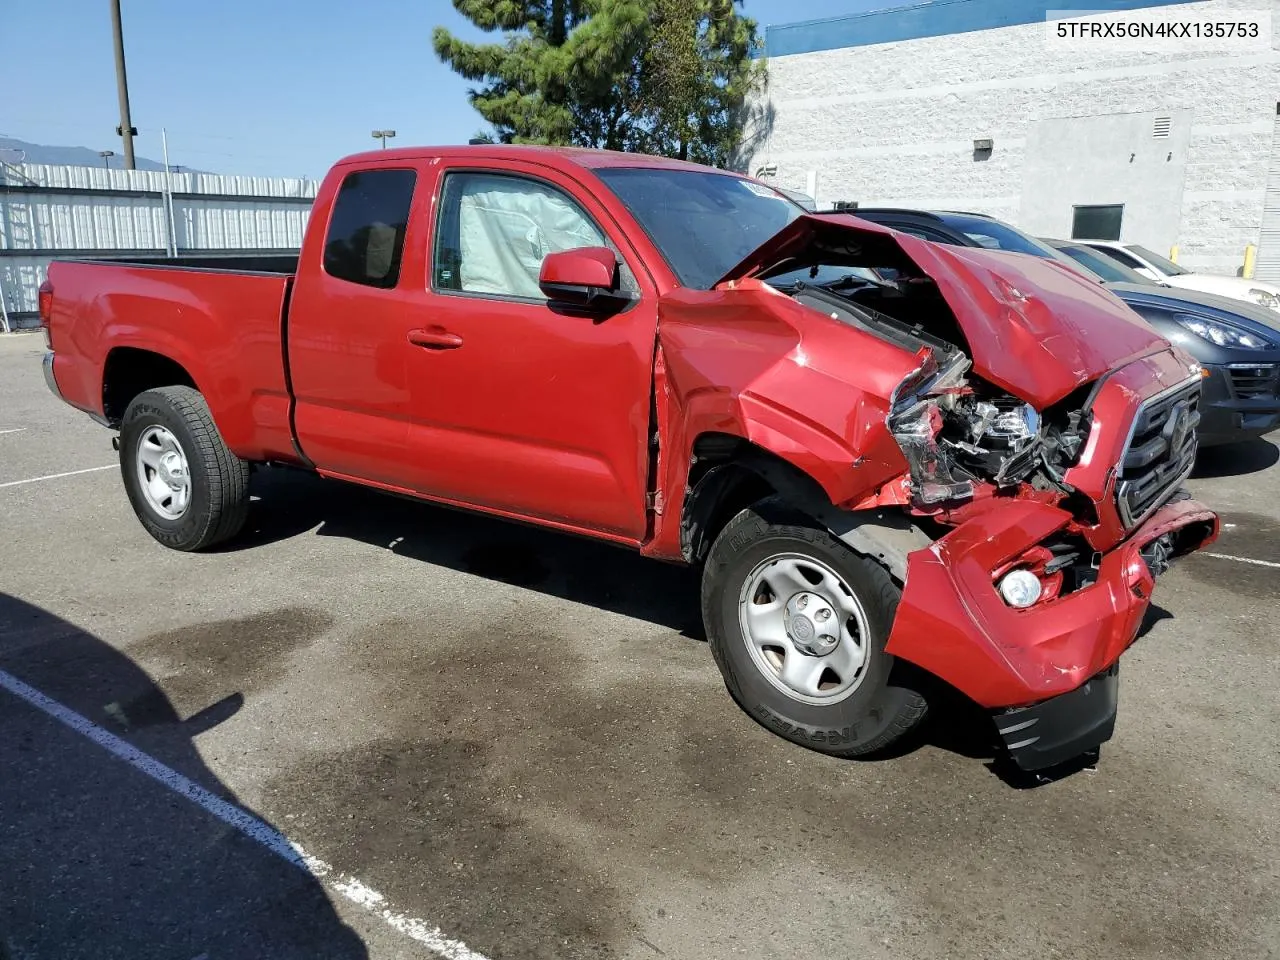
0,136,204,172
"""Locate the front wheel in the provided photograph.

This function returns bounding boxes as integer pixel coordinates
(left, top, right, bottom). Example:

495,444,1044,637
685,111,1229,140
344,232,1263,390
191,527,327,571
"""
701,498,927,757
119,386,251,551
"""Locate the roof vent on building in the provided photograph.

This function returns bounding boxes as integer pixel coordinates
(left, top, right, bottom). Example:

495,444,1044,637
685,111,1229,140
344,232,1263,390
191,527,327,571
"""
1153,116,1172,138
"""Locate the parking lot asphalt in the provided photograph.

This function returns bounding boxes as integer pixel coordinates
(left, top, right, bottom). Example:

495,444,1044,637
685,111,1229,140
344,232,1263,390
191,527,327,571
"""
1,330,1278,960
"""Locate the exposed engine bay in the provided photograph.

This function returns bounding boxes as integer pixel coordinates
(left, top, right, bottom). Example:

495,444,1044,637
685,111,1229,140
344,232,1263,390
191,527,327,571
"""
885,349,1091,506
773,270,1094,510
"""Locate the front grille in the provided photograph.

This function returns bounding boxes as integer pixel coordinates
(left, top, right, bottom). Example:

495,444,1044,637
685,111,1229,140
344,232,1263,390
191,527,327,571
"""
1115,378,1200,528
1228,362,1280,400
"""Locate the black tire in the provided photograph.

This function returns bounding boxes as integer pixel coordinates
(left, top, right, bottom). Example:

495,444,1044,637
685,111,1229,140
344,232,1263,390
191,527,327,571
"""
702,496,928,758
119,386,250,551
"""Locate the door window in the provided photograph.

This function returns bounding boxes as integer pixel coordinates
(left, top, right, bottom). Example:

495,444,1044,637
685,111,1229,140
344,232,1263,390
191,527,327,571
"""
432,171,637,300
322,169,417,288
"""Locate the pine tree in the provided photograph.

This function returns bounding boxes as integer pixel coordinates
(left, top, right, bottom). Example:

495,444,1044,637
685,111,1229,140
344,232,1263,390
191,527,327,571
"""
637,0,763,166
432,0,762,165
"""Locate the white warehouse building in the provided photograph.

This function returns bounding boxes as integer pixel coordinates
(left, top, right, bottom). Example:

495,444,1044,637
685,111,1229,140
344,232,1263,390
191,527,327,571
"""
744,0,1280,278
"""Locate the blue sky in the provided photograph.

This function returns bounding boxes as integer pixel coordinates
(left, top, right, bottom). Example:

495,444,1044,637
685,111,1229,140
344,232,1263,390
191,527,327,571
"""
2,0,894,179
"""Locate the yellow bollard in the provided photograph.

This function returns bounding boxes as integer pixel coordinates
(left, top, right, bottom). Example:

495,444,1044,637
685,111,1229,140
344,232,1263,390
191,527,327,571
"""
1243,244,1257,279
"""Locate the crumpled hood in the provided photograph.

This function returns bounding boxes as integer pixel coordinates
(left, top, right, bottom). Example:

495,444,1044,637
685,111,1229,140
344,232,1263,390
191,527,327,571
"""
715,214,1172,408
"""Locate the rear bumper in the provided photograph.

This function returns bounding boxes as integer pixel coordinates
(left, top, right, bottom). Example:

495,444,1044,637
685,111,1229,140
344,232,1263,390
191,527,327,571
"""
886,493,1217,718
42,351,63,402
1197,362,1280,446
42,350,110,427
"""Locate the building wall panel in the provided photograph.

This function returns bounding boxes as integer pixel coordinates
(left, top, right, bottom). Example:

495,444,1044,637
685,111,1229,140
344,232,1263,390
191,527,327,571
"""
0,163,319,327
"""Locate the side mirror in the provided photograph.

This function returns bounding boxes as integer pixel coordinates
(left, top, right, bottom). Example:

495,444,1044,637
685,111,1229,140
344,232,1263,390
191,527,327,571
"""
539,246,621,306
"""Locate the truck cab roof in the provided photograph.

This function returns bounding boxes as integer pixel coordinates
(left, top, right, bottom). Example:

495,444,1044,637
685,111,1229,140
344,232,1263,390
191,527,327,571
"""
334,143,726,175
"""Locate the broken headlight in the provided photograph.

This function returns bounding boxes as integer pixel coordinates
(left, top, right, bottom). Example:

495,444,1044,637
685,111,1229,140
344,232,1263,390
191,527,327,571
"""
948,396,1043,486
887,351,975,504
888,350,1046,505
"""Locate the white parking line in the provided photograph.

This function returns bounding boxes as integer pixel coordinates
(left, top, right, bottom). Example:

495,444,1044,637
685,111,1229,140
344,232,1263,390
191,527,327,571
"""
0,465,115,489
1202,552,1280,570
0,428,26,436
0,668,491,960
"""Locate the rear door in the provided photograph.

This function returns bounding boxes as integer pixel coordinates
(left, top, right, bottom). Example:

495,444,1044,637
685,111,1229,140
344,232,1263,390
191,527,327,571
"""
287,162,429,489
405,160,659,541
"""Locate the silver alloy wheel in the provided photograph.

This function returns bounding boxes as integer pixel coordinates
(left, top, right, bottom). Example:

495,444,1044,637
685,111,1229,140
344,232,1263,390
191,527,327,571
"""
135,425,192,520
738,552,870,706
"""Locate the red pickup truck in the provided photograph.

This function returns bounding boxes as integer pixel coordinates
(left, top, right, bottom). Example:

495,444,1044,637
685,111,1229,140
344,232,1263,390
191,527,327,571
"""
40,145,1218,771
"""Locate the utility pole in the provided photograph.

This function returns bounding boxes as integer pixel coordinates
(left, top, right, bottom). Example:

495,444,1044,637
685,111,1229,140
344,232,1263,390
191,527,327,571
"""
109,0,137,170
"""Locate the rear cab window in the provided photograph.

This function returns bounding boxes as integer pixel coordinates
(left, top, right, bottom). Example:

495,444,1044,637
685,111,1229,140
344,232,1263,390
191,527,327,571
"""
323,168,417,288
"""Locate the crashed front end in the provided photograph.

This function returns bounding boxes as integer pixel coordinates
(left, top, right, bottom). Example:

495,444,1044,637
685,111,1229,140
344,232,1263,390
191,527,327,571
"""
719,214,1220,770
875,281,1219,770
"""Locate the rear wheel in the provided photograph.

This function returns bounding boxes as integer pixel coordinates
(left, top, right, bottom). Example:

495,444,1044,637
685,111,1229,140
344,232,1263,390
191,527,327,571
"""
119,386,250,551
702,497,927,757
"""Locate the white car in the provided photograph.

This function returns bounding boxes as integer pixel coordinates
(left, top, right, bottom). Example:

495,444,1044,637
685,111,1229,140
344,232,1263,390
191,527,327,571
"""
1078,240,1280,312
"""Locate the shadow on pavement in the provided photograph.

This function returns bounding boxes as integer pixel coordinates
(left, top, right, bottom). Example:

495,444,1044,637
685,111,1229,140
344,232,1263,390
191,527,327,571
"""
235,468,1179,785
1192,436,1279,478
0,593,368,960
233,466,706,639
235,469,1029,776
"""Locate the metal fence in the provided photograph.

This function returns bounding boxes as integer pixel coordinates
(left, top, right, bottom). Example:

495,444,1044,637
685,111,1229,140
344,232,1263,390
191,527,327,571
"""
0,161,319,331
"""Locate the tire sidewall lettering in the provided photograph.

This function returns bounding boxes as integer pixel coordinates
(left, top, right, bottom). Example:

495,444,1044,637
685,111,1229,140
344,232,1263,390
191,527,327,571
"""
754,704,860,746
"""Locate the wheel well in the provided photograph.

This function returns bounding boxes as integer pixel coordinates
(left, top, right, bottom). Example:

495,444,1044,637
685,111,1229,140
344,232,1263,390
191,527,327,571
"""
102,348,197,426
681,433,833,563
680,432,930,581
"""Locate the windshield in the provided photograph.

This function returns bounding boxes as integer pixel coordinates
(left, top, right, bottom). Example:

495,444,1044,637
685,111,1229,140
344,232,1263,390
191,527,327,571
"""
1128,244,1190,276
594,167,806,289
1052,243,1156,285
933,212,1066,260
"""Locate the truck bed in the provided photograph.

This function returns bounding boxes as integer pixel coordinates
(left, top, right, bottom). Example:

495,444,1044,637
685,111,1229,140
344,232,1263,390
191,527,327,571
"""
44,257,298,463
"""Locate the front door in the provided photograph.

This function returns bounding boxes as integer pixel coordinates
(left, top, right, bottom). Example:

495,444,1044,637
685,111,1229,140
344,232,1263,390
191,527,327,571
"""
401,162,659,541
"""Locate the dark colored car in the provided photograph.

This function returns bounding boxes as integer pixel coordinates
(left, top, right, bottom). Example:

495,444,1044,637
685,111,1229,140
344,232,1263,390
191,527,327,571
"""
845,208,1280,446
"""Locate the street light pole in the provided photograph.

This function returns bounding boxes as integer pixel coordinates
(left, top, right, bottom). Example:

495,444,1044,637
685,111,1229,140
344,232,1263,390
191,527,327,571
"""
109,0,137,170
99,150,115,169
371,129,396,150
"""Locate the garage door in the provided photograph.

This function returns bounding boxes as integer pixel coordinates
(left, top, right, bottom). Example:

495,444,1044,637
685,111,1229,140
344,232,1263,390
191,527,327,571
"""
1255,113,1280,282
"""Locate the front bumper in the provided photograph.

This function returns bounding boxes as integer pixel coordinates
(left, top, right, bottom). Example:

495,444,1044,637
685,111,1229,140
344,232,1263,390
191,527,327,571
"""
1197,361,1280,446
994,662,1120,770
885,494,1217,763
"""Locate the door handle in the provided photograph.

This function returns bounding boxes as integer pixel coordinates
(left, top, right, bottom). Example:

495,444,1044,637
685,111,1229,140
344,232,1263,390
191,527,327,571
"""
407,327,464,350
